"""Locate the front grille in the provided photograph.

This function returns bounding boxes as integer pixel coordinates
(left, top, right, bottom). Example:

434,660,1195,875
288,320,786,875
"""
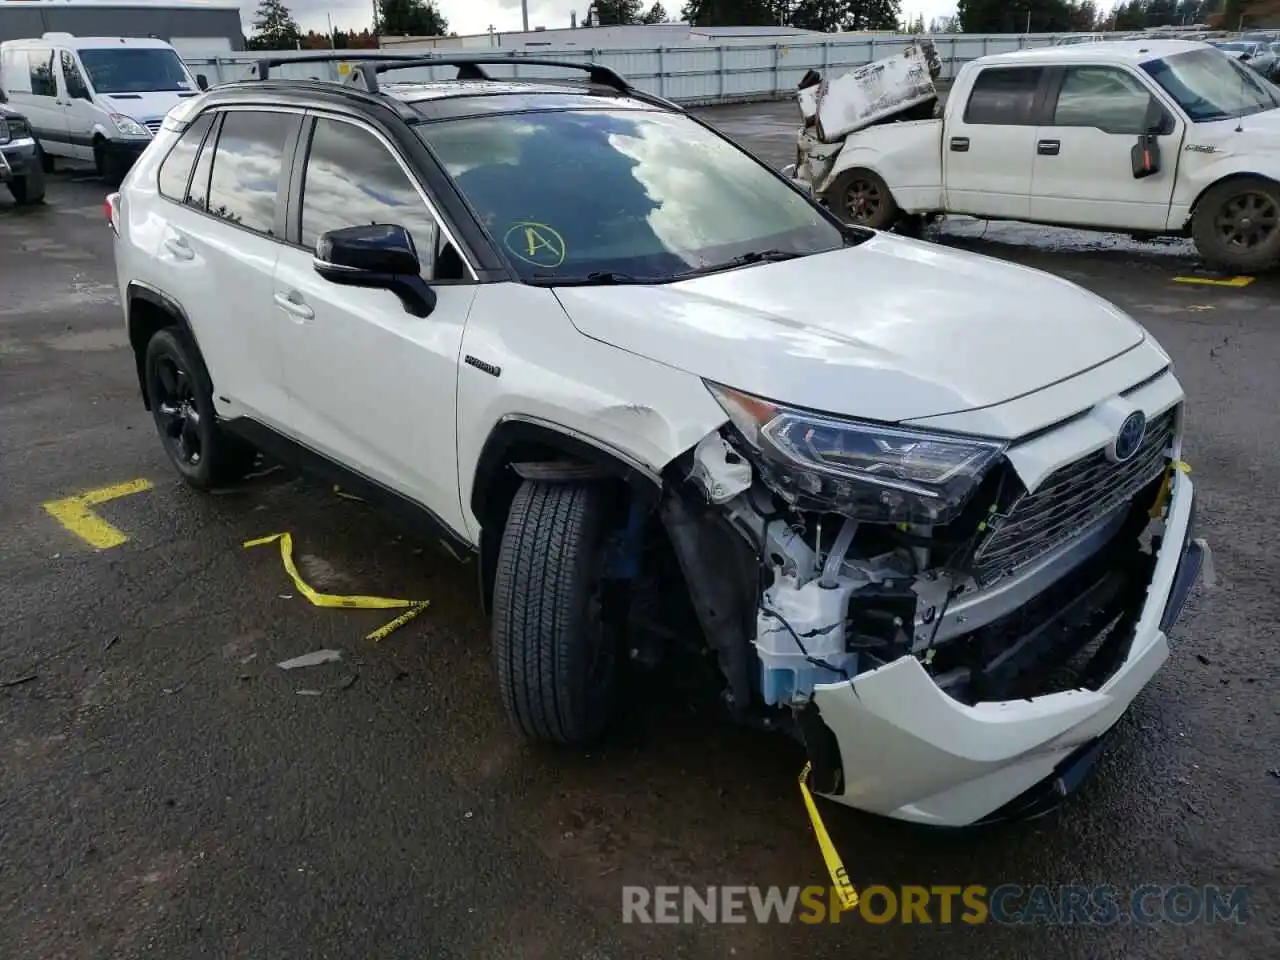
144,119,163,135
973,406,1177,584
2,116,27,139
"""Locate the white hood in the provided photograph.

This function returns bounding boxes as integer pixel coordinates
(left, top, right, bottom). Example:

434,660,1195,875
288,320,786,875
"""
98,90,198,124
555,234,1147,424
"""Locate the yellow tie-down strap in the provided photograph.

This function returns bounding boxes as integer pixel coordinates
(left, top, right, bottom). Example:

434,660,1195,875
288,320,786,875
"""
799,763,859,910
1149,459,1192,520
243,532,429,641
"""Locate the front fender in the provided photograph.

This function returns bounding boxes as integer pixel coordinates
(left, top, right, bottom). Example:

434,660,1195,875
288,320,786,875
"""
1171,153,1280,229
455,283,729,542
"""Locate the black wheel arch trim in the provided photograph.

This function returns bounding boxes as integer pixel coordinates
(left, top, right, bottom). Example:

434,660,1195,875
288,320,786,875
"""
470,415,662,523
126,281,202,411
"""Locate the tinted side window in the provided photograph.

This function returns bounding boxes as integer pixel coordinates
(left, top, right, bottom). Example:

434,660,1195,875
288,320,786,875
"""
300,117,440,276
1052,67,1152,135
60,50,89,99
205,110,291,236
158,112,215,202
963,67,1044,125
28,48,56,97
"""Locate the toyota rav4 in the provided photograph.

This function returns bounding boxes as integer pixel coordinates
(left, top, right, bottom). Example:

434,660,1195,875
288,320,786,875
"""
109,55,1210,827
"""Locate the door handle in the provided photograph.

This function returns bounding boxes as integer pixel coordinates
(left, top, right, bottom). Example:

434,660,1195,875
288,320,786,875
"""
950,136,970,152
1037,139,1061,156
162,236,194,260
274,291,314,321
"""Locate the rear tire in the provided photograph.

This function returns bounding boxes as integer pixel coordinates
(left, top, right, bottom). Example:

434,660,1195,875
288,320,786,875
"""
1191,176,1280,274
143,327,255,490
827,168,900,230
492,481,619,745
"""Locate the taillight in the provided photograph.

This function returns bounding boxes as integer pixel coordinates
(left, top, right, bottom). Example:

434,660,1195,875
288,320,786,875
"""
105,192,120,236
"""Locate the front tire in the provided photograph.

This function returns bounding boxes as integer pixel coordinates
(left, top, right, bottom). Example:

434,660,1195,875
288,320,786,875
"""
143,328,254,489
1191,176,1280,274
827,168,900,230
94,139,126,185
7,169,46,206
492,481,619,745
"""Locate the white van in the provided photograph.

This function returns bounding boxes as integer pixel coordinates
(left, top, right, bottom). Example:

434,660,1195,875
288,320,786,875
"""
0,34,208,181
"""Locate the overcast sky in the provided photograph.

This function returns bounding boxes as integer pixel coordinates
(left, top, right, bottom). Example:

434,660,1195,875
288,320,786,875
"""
244,1,962,39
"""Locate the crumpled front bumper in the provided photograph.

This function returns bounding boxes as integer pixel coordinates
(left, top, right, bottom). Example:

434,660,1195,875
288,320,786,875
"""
811,469,1206,827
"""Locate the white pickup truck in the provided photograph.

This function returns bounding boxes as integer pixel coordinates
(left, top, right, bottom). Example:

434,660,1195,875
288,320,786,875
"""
786,40,1280,273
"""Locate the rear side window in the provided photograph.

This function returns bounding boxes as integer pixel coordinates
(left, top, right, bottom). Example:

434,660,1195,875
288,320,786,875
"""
28,48,56,97
205,110,292,237
157,112,215,202
963,67,1044,125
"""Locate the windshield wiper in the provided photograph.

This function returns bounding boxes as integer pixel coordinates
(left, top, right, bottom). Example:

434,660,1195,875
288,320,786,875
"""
528,271,655,287
675,249,805,279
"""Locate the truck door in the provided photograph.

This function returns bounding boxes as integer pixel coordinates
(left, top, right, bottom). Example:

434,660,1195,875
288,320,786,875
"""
1030,65,1182,231
944,66,1045,219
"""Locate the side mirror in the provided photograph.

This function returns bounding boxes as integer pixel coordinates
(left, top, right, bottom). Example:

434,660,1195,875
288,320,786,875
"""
1132,132,1161,179
196,74,209,91
313,224,437,318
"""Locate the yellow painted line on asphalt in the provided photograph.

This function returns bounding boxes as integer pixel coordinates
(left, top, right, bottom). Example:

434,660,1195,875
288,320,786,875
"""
42,478,154,549
1173,275,1255,288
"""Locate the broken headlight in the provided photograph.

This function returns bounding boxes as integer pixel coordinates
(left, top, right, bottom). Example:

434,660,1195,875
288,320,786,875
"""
706,383,1006,525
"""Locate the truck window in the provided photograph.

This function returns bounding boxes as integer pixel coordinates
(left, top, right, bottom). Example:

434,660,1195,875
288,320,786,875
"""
27,48,56,97
1052,67,1152,135
963,67,1044,125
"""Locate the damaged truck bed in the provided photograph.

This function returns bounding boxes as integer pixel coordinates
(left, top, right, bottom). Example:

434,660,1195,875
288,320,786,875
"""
793,40,942,188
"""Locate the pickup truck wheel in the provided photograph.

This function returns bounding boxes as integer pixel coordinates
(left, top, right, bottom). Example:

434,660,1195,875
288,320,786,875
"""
492,480,619,745
143,328,255,490
1192,177,1280,274
829,169,899,230
7,170,45,205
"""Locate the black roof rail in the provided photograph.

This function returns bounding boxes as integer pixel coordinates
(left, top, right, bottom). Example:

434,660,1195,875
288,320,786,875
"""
253,53,631,96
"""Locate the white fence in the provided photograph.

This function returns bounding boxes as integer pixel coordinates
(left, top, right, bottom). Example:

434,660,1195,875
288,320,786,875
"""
183,33,1070,106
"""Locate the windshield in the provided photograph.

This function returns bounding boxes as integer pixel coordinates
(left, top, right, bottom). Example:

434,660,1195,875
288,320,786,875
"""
1214,42,1251,52
77,48,193,94
1142,48,1280,122
417,108,846,283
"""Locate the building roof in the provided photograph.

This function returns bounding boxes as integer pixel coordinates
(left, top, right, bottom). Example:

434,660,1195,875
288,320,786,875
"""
689,26,823,37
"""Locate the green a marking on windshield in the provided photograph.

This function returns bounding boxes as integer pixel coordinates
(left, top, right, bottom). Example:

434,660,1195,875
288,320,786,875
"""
503,221,566,268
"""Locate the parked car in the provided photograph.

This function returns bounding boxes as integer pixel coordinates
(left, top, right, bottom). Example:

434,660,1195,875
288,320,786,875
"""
0,96,44,204
109,53,1208,827
787,40,1280,273
0,32,209,182
1210,40,1280,78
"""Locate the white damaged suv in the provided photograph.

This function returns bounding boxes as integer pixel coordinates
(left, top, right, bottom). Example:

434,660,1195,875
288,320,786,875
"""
110,55,1210,827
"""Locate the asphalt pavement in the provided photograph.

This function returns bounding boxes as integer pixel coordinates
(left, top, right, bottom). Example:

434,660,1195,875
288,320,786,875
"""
1,108,1277,960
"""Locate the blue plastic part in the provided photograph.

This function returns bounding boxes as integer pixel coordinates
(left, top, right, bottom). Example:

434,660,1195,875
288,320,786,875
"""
603,501,646,580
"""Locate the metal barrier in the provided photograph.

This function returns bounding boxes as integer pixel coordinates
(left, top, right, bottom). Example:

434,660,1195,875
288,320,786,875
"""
183,33,1064,105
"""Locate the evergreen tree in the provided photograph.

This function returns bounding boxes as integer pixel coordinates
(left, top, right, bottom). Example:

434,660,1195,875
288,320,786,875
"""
248,0,302,50
375,0,449,37
641,2,670,23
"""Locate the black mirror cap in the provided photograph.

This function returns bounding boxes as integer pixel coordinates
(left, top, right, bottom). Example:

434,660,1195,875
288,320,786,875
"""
1132,136,1161,179
316,223,421,276
196,73,209,91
